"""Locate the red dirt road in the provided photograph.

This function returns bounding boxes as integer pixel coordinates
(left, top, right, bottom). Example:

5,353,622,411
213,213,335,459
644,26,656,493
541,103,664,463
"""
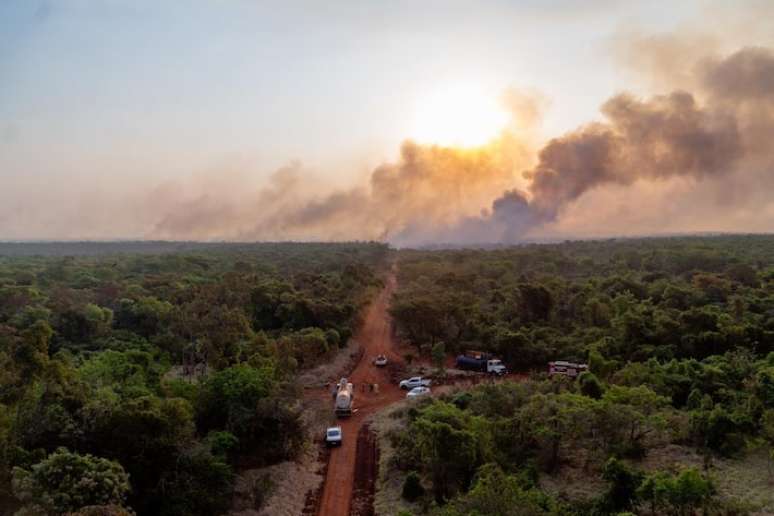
317,270,405,516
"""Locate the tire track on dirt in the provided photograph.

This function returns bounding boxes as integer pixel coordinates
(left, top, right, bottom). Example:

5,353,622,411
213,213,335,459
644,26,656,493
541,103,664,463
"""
350,423,378,516
316,268,405,516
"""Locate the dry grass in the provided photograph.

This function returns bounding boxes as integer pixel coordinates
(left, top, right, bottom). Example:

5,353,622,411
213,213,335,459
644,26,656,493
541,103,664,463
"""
640,444,774,515
228,339,360,516
371,402,424,516
229,446,323,516
539,443,774,514
297,337,363,389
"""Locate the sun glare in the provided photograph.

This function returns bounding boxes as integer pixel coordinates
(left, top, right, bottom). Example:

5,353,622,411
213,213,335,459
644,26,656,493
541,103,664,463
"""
410,84,510,147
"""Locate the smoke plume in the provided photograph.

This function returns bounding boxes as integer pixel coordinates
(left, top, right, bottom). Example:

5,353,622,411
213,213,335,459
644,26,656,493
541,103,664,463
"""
3,47,772,244
150,90,543,244
452,46,774,243
148,46,774,245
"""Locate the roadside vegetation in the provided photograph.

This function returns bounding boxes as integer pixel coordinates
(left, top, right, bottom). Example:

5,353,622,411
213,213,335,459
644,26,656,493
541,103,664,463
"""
0,242,388,515
388,235,774,514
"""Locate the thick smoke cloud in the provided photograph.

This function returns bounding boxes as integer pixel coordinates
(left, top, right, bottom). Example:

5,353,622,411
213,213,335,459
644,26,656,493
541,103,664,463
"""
525,90,743,222
148,47,774,245
460,46,774,243
702,47,774,101
150,90,542,243
5,47,770,244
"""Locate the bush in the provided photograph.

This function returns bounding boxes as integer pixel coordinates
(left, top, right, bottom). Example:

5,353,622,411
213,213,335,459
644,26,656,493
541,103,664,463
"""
12,448,130,514
402,471,425,502
598,457,643,513
637,467,715,515
578,371,605,399
154,449,234,516
196,364,275,437
207,431,239,463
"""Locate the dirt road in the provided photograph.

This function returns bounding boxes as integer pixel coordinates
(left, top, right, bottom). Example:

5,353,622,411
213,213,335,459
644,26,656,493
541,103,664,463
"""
317,270,405,516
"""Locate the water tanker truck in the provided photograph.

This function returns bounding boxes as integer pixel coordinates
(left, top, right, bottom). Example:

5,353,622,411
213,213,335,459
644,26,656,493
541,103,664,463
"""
334,377,354,417
455,350,507,375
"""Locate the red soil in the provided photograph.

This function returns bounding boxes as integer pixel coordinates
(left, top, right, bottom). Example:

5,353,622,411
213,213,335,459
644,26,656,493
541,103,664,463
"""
313,267,527,515
316,270,405,516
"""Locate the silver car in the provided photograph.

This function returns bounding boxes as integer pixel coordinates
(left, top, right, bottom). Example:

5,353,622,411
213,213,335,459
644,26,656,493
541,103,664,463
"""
406,386,431,398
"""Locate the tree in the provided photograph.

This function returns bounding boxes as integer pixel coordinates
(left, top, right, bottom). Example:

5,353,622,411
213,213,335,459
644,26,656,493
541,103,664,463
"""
197,364,275,437
115,297,172,339
154,449,234,516
12,448,130,514
761,410,774,480
578,371,604,399
588,349,618,380
598,457,643,513
434,463,558,516
517,393,595,472
599,386,668,457
637,468,714,516
81,394,195,512
79,349,160,398
517,284,553,324
432,342,446,375
755,367,774,408
402,471,425,502
414,402,479,502
16,321,53,383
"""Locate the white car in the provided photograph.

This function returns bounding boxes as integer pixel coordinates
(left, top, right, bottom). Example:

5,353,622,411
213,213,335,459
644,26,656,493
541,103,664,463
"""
406,386,431,398
373,354,388,367
399,377,431,390
325,426,342,447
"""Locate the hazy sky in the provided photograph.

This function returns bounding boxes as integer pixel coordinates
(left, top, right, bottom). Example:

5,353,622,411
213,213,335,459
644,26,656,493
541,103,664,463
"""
1,0,772,241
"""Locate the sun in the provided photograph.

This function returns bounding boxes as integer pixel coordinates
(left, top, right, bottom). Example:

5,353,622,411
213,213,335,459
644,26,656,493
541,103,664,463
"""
410,84,510,147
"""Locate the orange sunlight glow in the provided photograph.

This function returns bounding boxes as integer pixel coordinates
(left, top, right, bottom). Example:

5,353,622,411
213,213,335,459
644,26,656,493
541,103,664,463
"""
410,84,510,147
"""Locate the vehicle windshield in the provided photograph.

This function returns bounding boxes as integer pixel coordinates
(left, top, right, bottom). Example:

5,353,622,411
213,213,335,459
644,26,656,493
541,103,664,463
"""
327,429,341,437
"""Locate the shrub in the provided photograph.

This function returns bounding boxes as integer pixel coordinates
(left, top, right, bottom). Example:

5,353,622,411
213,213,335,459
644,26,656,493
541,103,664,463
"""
578,371,605,399
12,448,130,514
402,471,425,502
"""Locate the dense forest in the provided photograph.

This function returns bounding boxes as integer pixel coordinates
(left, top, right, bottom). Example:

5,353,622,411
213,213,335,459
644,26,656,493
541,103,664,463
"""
0,242,388,515
387,235,774,515
3,236,774,515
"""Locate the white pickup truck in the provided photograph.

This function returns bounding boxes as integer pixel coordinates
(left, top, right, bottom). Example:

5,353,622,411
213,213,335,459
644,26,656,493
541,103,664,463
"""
399,376,432,390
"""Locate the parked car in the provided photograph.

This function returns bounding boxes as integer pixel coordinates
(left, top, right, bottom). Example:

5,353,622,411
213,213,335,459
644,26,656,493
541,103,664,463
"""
325,426,343,447
373,354,388,367
406,386,431,398
399,376,432,390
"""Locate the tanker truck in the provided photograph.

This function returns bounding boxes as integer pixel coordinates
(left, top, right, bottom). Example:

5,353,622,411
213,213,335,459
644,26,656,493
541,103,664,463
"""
455,350,507,375
334,377,354,417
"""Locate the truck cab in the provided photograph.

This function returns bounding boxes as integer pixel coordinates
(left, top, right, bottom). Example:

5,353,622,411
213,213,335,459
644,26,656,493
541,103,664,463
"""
486,358,507,375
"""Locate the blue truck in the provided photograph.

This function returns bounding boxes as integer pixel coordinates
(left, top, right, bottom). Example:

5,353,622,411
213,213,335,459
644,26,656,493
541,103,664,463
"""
455,351,507,375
